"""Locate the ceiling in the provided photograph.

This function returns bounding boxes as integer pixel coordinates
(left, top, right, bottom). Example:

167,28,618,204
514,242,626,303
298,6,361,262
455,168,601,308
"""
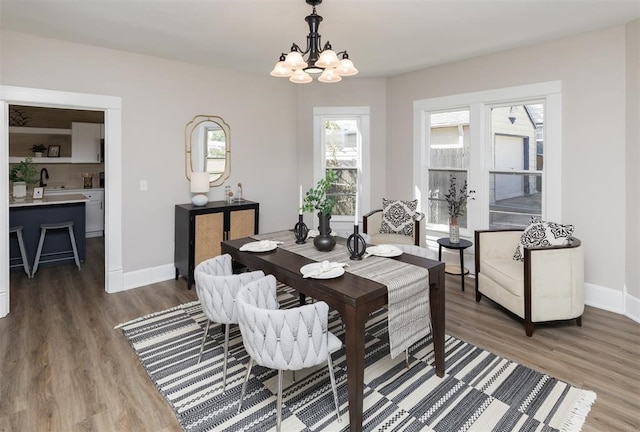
1,0,639,79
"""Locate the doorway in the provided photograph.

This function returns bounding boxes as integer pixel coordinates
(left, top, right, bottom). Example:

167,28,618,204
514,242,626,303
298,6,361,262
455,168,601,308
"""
1,85,123,317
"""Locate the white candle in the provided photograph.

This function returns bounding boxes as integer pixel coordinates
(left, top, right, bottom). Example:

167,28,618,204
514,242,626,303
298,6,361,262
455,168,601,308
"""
299,185,303,214
354,191,359,225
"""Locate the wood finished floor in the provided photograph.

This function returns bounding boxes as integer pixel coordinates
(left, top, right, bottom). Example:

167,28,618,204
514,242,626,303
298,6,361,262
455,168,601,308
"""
1,238,638,431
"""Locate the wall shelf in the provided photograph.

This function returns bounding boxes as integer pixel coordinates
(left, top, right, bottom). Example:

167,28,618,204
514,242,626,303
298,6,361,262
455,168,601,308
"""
9,156,73,164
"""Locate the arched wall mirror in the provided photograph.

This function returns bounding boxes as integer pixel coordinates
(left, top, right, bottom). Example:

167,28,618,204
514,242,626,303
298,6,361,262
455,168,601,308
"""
185,115,230,186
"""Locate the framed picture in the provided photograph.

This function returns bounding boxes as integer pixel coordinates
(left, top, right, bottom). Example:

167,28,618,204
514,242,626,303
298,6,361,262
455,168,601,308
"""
47,145,60,157
32,187,44,199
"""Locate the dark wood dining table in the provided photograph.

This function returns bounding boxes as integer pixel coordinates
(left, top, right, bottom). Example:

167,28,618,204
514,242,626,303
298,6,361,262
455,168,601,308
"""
221,236,446,432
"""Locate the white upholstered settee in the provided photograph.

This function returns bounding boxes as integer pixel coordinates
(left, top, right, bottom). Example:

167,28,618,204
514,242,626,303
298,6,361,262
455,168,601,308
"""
474,229,584,336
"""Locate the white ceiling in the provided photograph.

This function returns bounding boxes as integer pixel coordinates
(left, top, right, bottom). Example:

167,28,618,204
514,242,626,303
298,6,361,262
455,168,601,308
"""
1,0,639,78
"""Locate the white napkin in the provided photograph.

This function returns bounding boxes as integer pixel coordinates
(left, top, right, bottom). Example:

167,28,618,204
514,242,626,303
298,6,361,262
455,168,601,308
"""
302,260,348,278
364,244,400,258
239,240,283,251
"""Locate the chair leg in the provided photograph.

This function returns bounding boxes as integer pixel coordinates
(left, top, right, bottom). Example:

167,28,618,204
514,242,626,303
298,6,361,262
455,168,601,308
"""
576,316,582,327
197,320,211,363
327,356,341,422
405,348,410,368
222,324,230,393
276,369,284,432
525,321,534,337
237,358,254,414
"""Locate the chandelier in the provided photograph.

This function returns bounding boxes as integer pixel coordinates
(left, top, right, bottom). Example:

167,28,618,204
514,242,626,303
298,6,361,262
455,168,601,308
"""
270,0,358,84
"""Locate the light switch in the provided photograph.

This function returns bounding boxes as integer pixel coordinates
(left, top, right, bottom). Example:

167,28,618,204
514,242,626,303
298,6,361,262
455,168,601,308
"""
140,180,148,191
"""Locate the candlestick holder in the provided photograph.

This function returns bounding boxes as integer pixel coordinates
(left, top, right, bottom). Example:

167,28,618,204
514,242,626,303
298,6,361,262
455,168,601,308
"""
294,214,309,244
347,224,367,260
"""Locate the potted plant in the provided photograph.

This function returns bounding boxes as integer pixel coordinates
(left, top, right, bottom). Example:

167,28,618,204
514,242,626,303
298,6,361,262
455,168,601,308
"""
10,157,38,199
444,175,475,243
31,144,47,157
303,169,337,251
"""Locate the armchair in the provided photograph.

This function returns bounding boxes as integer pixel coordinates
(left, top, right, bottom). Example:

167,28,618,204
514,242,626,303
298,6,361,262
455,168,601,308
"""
363,209,425,246
474,229,584,336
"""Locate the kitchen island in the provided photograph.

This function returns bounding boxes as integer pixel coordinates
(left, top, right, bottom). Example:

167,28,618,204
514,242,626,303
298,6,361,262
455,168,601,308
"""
10,194,88,272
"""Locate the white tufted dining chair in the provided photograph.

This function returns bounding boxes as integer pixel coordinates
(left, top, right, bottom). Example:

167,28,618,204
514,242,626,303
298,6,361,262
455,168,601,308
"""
236,275,342,431
194,254,265,392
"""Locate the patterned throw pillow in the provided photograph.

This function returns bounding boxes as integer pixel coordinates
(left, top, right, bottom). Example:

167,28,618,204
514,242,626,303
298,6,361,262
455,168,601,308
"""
379,199,418,237
513,220,574,261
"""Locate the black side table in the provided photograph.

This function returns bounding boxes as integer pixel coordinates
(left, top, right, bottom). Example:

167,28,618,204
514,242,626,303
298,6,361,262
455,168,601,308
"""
437,238,473,291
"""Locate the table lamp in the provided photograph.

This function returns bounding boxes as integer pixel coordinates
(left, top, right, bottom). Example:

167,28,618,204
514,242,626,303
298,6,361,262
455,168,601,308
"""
190,172,210,206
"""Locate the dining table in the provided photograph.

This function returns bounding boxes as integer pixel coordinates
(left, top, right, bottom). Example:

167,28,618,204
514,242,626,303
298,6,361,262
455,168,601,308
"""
221,234,446,432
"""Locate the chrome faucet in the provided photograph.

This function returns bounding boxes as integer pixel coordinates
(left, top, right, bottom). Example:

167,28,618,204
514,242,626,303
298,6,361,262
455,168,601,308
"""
39,168,49,187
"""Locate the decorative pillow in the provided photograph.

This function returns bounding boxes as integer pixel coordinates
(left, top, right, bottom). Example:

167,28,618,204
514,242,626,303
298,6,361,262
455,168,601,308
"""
513,220,574,261
379,198,418,237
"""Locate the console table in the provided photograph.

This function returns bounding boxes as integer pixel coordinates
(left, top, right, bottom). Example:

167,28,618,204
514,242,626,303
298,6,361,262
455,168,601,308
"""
174,200,259,289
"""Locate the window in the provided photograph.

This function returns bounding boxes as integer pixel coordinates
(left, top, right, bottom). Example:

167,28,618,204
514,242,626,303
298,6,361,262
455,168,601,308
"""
313,107,370,224
488,104,544,228
414,82,561,237
427,110,470,229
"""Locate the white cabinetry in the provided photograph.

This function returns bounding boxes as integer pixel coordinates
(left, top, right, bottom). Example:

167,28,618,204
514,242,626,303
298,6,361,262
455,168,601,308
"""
83,190,105,238
72,122,102,163
45,189,104,238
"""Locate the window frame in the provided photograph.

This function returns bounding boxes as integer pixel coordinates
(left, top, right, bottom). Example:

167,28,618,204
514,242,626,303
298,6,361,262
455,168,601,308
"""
313,106,370,226
413,81,562,239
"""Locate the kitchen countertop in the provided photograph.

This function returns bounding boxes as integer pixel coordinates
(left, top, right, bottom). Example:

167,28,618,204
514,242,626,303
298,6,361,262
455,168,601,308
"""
9,193,89,208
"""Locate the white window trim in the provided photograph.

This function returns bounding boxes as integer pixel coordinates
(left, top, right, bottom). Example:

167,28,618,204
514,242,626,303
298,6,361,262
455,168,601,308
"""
413,81,562,239
313,107,370,230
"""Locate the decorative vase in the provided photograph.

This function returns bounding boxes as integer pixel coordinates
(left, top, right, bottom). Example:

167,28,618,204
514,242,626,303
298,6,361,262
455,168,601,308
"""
314,212,336,251
12,181,27,199
449,216,460,243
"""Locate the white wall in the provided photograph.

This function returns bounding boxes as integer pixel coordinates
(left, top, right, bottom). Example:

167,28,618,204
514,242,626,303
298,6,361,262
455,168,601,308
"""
1,30,299,279
386,24,634,315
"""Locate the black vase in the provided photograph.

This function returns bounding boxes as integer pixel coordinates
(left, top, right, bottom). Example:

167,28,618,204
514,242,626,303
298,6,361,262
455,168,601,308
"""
314,212,336,251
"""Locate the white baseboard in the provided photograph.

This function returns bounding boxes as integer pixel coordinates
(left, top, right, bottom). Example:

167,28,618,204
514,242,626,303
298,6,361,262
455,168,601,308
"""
624,289,640,323
122,263,176,291
584,282,625,314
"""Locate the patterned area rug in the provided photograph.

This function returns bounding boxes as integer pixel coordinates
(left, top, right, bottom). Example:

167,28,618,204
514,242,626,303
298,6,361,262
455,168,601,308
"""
117,285,596,432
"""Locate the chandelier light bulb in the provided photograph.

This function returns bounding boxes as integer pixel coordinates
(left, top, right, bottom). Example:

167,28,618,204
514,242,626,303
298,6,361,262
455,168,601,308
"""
284,51,307,69
270,60,293,77
318,67,342,83
336,58,358,76
289,69,313,84
316,49,340,69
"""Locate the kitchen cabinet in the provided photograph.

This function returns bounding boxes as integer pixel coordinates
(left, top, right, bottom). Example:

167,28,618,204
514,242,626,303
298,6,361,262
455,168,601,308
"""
174,200,259,289
45,188,104,238
83,190,105,238
71,122,102,163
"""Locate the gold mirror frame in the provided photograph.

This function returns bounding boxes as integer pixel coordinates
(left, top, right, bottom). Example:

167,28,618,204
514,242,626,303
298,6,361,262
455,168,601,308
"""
185,115,231,186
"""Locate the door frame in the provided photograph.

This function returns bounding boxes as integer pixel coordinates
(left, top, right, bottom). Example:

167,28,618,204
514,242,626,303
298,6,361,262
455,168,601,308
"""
0,85,123,317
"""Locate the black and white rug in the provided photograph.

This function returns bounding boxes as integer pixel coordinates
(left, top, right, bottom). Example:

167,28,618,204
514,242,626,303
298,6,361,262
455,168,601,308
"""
117,285,596,432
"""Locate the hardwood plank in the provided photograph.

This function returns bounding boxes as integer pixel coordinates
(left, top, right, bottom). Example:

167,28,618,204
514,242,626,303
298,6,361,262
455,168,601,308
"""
1,240,638,431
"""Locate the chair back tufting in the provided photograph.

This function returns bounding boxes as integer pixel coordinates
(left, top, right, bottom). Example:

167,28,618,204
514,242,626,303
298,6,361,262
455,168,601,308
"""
194,254,265,325
237,275,331,371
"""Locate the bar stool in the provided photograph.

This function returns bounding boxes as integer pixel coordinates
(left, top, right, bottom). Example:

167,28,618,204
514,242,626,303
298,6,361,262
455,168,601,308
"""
9,226,31,278
31,221,81,277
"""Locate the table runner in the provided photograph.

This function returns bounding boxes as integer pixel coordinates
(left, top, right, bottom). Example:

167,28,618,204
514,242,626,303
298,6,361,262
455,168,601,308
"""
252,230,431,358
